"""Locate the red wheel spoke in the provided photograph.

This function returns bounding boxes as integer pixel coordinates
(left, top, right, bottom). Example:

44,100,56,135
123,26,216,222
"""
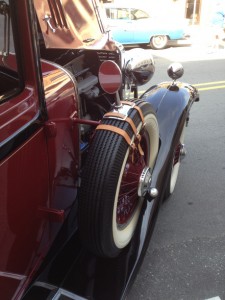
120,180,139,188
119,188,138,200
117,132,149,225
124,171,142,177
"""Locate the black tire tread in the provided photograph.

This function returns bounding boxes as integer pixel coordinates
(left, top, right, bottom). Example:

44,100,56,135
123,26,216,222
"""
79,100,155,257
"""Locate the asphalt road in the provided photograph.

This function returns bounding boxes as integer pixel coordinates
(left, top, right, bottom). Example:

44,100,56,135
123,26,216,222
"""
128,45,225,300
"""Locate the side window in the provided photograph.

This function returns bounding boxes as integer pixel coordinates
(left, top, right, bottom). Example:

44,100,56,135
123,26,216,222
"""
106,8,130,20
117,8,130,20
0,0,21,103
106,8,119,20
132,9,149,20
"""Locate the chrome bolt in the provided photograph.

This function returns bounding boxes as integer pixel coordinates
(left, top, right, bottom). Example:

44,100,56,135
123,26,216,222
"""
149,188,158,198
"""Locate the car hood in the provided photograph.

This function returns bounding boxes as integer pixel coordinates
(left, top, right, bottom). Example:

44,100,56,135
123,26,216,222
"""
33,0,109,49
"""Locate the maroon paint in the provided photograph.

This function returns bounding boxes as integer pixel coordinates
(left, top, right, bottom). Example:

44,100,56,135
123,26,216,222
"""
0,1,79,298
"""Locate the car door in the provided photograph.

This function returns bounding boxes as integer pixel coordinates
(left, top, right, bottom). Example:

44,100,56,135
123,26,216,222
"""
129,8,154,44
106,7,134,44
0,3,50,298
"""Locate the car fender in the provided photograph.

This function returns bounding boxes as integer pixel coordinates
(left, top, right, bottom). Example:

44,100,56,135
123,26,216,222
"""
141,81,199,141
140,81,199,186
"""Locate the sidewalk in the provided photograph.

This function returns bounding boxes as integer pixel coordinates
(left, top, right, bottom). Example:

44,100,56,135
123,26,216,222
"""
187,24,225,49
187,25,208,45
152,25,225,63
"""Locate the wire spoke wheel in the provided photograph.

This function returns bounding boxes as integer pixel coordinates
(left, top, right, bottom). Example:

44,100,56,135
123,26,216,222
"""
78,100,159,257
117,155,145,226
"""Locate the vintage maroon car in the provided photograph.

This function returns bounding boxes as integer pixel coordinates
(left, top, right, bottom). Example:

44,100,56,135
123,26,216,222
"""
0,0,199,299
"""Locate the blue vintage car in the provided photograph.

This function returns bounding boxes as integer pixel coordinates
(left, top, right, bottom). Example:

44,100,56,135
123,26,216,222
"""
105,4,189,49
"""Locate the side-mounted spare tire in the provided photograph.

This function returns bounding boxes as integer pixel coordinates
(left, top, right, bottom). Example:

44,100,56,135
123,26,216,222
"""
78,100,159,257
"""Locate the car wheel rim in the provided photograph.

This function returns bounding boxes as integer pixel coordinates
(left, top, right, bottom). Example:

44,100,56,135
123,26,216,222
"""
112,110,159,250
116,143,147,227
153,36,167,48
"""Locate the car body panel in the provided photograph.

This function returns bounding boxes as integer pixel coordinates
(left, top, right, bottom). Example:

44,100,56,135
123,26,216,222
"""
33,0,109,50
0,127,49,299
0,56,79,300
142,82,199,165
109,19,185,44
0,1,80,297
41,60,79,208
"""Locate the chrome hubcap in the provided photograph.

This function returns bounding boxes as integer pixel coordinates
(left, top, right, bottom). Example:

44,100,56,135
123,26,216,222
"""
138,167,152,197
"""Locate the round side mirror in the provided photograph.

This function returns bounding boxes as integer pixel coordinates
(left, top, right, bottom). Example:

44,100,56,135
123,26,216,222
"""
167,62,184,81
98,60,122,94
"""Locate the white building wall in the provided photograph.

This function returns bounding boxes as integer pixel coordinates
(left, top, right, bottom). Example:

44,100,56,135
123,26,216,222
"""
112,0,187,19
110,0,225,26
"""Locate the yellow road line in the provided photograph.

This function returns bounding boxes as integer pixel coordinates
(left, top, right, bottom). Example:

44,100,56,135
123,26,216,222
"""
133,81,225,95
193,81,225,87
197,85,225,91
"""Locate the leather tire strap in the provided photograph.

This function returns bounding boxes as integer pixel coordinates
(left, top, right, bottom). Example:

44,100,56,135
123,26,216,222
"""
96,102,146,154
96,124,136,150
121,101,145,125
104,112,137,135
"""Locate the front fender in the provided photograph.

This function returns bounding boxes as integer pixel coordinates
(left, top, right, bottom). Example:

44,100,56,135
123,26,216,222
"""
140,81,199,188
141,81,199,142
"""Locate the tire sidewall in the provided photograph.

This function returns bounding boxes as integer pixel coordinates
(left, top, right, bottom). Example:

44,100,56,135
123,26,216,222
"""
112,111,159,249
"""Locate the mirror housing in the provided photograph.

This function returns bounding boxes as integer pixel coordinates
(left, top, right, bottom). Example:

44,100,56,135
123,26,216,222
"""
167,62,184,81
98,60,122,94
124,48,155,86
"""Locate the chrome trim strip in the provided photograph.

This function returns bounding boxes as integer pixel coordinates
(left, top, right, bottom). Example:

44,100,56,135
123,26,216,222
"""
32,281,88,300
41,59,78,89
52,288,87,300
0,271,26,281
0,111,39,148
32,280,57,290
